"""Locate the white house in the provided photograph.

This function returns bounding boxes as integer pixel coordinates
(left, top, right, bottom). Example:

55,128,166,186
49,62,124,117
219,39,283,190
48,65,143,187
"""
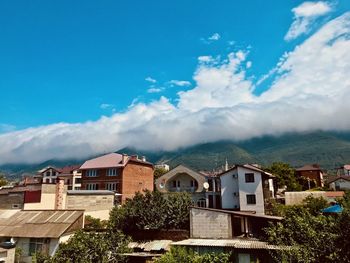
219,164,275,215
329,176,350,191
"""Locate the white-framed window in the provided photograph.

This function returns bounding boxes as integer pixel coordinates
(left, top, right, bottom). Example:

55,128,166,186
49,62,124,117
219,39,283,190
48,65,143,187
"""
87,183,98,190
106,182,117,191
86,170,98,177
107,168,118,176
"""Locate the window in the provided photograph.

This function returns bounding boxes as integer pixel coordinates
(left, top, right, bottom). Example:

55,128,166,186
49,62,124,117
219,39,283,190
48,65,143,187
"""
45,179,50,184
245,173,255,183
66,179,70,185
208,179,213,191
46,171,50,177
197,198,206,208
190,180,198,188
107,168,118,176
75,178,82,184
52,171,56,176
74,187,81,190
106,182,117,191
172,180,180,188
246,194,256,205
86,183,98,190
29,238,49,256
86,170,98,177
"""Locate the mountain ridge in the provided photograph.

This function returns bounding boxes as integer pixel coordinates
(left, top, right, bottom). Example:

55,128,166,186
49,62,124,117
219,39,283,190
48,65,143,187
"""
2,131,350,178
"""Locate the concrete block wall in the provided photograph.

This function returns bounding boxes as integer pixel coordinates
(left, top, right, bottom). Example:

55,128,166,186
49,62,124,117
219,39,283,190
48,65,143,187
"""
285,191,325,205
190,207,232,239
66,194,114,212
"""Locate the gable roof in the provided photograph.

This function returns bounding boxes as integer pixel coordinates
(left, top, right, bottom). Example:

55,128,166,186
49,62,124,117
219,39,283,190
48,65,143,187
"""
296,164,321,171
155,164,206,192
80,153,125,169
218,164,274,178
328,176,350,184
37,166,61,174
0,210,84,238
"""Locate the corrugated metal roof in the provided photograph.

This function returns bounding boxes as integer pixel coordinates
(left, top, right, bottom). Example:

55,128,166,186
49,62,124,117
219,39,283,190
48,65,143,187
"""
128,240,172,252
172,238,281,250
0,210,84,238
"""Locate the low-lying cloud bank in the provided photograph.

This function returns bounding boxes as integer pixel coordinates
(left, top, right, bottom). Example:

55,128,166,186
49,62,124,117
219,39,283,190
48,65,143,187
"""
1,12,350,165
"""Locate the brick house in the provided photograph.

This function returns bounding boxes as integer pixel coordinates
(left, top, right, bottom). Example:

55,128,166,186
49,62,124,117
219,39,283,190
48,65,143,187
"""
296,164,324,188
80,153,154,203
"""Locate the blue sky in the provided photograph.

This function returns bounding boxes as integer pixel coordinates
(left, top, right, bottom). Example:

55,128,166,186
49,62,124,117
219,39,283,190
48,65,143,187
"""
0,0,346,129
1,1,350,164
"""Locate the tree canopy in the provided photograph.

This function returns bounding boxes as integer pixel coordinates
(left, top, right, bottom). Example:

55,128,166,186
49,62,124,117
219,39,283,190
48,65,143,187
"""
264,162,302,191
266,193,350,262
109,190,192,233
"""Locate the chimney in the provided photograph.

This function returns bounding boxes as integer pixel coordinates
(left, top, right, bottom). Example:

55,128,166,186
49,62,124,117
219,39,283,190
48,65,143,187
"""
122,154,128,164
141,156,146,162
55,178,65,210
131,155,138,160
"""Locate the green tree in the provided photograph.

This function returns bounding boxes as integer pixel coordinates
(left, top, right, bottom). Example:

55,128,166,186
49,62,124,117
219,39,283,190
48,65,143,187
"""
165,192,192,230
109,190,191,233
265,162,301,191
265,206,339,263
154,167,168,180
302,195,328,215
84,215,107,229
0,173,8,187
52,230,130,263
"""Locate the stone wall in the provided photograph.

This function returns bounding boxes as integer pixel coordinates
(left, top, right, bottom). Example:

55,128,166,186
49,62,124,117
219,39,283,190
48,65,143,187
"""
190,207,232,239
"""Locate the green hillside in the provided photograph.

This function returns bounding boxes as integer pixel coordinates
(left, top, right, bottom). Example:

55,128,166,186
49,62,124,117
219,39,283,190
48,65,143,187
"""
2,131,350,178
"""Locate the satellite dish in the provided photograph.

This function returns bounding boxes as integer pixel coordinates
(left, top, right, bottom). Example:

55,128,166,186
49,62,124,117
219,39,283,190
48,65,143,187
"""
203,182,209,190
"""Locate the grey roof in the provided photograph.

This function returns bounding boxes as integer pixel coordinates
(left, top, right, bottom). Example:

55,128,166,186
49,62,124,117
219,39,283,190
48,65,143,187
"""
67,190,115,195
0,210,84,238
172,238,281,250
128,240,172,252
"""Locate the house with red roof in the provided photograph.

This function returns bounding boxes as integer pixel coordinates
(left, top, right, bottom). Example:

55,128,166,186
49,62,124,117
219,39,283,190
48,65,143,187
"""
80,153,154,203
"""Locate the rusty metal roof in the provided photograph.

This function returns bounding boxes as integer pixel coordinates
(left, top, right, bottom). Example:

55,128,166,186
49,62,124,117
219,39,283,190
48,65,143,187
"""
0,210,84,238
172,238,281,250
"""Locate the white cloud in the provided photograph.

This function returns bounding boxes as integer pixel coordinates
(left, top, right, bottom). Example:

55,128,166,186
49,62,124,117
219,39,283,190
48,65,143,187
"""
198,56,213,63
1,12,350,164
201,33,221,44
285,1,332,41
147,87,164,93
168,80,191,87
145,77,157,83
246,61,252,69
100,103,114,110
208,33,221,41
